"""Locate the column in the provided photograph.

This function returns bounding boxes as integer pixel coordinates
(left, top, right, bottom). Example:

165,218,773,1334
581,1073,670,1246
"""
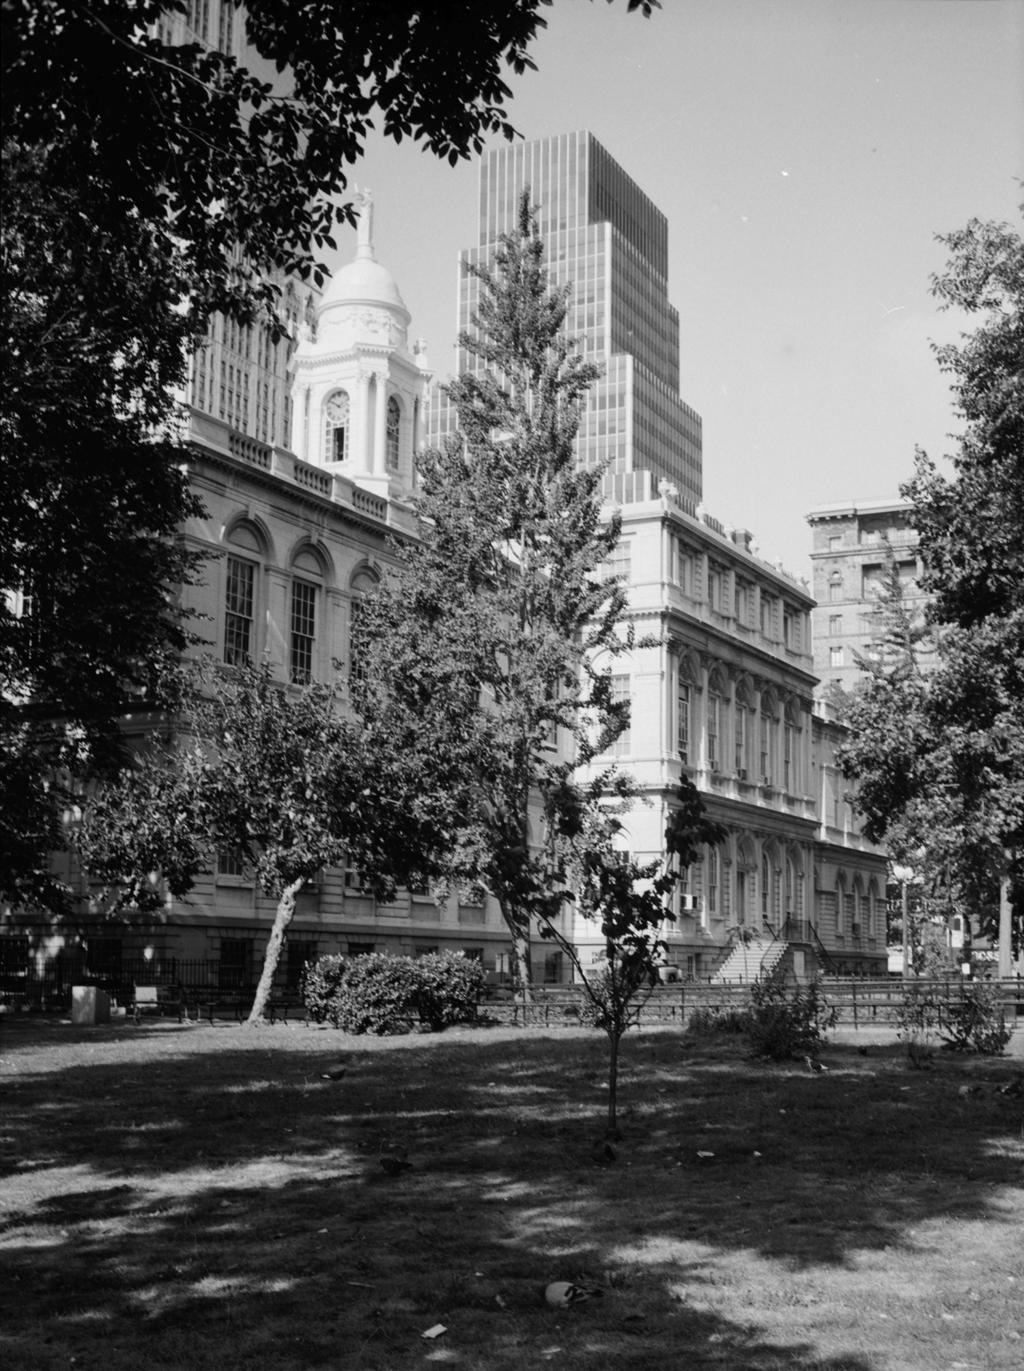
373,371,387,475
357,371,372,472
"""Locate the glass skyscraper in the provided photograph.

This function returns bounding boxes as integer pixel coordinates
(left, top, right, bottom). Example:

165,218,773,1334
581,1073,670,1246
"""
436,130,703,507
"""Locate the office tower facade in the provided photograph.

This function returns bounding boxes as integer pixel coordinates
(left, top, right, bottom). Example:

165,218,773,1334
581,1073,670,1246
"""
441,131,703,507
431,132,886,979
806,499,933,695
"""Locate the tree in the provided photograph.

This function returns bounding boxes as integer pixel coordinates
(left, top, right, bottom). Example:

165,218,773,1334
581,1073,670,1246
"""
3,2,658,315
353,193,632,994
76,662,446,1022
838,211,1024,956
1,0,659,906
1,142,204,908
540,781,726,1138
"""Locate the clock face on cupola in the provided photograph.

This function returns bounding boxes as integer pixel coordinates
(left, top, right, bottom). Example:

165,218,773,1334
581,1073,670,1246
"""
289,187,431,499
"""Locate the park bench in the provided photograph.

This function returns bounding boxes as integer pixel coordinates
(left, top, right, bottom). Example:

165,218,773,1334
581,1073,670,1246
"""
131,984,186,1024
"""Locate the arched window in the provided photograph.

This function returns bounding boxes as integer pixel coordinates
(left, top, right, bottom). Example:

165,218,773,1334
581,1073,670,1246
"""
349,567,379,684
677,658,695,762
706,671,725,772
324,390,350,464
386,396,400,470
837,872,854,936
785,854,798,917
852,877,864,936
736,838,755,926
783,700,800,793
759,692,778,783
289,546,324,685
223,520,265,665
707,846,720,916
734,681,752,777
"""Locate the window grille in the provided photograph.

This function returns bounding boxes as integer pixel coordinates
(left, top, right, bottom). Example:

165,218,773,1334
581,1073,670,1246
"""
224,557,255,665
290,581,317,684
677,680,691,761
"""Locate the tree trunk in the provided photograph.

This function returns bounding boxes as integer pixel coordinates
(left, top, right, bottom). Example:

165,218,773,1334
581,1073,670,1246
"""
606,1029,622,1140
247,877,303,1023
499,896,533,1004
512,925,534,1006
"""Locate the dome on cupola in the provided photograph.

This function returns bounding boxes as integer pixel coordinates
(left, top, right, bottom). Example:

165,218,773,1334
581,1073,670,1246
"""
316,188,411,349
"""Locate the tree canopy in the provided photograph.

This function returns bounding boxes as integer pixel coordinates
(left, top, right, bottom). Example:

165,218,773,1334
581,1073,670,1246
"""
353,192,634,990
838,210,1024,952
0,0,660,909
76,661,451,1021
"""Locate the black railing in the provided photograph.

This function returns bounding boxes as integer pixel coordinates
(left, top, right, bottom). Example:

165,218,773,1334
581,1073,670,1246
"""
0,958,295,1011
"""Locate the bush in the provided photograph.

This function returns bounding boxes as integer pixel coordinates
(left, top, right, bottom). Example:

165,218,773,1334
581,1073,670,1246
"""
746,972,836,1061
329,953,421,1035
302,950,486,1034
302,954,347,1025
937,980,1011,1055
414,951,485,1030
894,981,940,1062
895,980,1010,1056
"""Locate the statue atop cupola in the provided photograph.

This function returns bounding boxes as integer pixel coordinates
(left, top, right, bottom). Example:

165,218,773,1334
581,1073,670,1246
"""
290,189,431,501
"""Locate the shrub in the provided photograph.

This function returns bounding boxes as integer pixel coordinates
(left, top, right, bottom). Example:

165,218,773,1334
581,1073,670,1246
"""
302,950,487,1034
329,953,421,1035
302,954,348,1025
746,972,836,1061
414,951,485,1030
894,981,940,1063
895,979,1010,1056
936,980,1011,1055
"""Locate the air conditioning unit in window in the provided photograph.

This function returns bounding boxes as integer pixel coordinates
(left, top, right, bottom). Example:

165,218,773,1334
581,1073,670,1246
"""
679,894,699,913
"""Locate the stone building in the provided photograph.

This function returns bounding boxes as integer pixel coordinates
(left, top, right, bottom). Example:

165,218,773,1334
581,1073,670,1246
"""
2,133,889,999
806,498,932,695
440,133,887,979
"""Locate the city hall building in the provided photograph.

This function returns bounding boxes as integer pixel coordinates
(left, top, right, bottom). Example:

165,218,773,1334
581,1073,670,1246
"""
3,130,887,1000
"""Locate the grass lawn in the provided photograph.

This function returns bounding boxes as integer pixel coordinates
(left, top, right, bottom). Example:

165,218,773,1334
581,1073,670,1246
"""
1,1016,1022,1371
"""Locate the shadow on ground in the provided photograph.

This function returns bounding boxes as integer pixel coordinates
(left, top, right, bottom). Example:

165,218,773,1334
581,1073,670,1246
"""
1,1018,1021,1370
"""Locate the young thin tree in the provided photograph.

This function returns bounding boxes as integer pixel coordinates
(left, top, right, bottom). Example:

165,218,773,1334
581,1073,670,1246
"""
354,193,631,996
77,662,443,1022
539,780,726,1138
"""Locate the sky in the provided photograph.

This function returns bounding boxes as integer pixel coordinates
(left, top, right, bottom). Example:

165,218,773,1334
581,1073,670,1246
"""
324,0,1022,579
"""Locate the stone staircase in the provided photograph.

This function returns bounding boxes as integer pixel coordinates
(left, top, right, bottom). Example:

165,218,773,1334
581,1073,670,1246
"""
711,933,787,983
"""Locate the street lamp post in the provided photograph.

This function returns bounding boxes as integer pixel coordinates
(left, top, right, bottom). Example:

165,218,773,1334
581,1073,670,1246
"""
892,864,915,979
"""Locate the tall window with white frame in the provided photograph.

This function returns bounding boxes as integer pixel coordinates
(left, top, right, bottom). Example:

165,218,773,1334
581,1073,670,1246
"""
677,670,692,763
707,563,722,612
759,698,776,784
734,687,750,777
783,708,798,793
290,580,317,684
603,539,631,586
706,683,721,771
707,846,719,918
348,568,379,686
224,556,255,665
386,396,400,470
610,674,631,757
